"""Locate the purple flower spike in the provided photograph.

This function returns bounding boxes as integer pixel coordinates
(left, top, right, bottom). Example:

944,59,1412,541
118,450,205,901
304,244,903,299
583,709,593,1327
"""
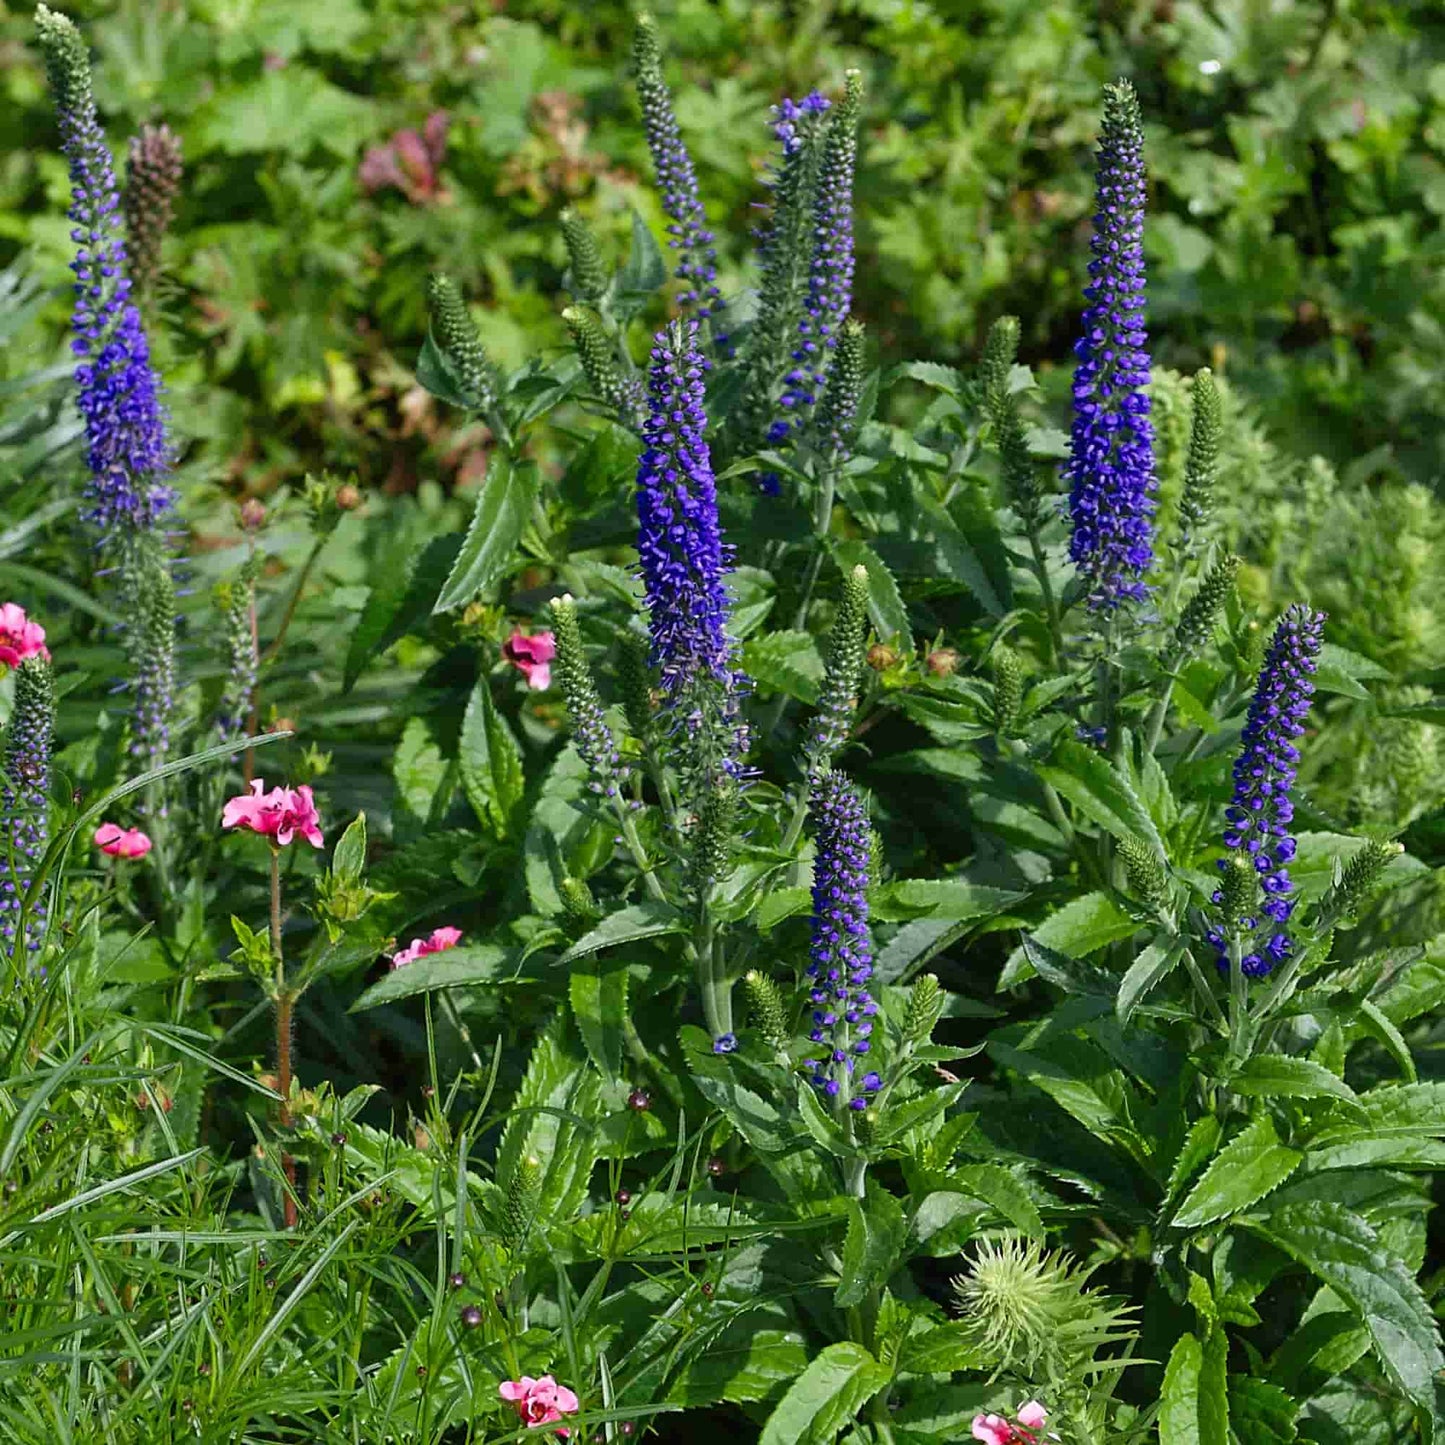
37,5,171,536
1065,81,1154,611
804,772,880,1110
633,17,722,324
636,320,749,790
1208,604,1325,978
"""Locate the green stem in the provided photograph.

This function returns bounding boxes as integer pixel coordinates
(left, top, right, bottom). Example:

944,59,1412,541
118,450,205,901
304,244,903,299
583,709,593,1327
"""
1028,529,1065,665
440,989,483,1072
1144,676,1174,755
269,847,297,1230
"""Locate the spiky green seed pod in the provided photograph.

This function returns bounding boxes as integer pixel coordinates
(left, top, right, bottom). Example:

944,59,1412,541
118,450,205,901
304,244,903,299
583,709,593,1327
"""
903,973,944,1048
1172,553,1239,662
691,782,738,898
562,306,645,429
617,630,655,743
813,317,866,464
425,273,498,413
1178,369,1221,548
803,563,869,770
560,208,608,303
982,317,1042,526
1218,853,1256,930
744,970,791,1049
980,315,1020,410
551,596,628,799
1117,835,1170,915
991,643,1023,738
558,876,599,924
500,1154,543,1254
1324,839,1402,923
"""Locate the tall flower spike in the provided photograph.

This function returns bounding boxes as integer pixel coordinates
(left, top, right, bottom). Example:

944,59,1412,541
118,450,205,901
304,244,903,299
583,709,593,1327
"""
559,208,608,304
122,536,177,784
1177,368,1221,551
550,595,629,800
778,71,862,436
801,772,881,1110
983,316,1045,528
633,15,721,324
124,121,183,302
37,4,171,533
741,91,833,463
635,320,749,793
216,558,259,740
563,307,646,430
802,563,869,772
1065,81,1155,610
425,273,499,414
811,316,866,469
1,656,54,960
1207,604,1325,978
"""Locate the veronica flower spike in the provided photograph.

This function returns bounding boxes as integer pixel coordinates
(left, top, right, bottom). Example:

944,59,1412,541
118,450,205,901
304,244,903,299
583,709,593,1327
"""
636,319,749,794
1208,604,1325,978
36,5,171,534
1,656,55,961
801,772,882,1111
1065,80,1155,610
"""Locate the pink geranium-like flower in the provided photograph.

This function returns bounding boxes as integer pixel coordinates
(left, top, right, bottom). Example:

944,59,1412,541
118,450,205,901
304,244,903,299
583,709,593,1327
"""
498,1375,580,1435
0,603,51,668
503,629,556,690
391,925,463,970
221,779,324,848
94,822,152,859
972,1402,1048,1445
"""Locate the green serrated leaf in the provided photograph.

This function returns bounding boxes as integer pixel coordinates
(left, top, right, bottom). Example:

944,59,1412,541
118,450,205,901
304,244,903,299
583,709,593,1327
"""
1229,1055,1361,1106
460,678,525,839
758,1341,891,1445
1173,1115,1302,1230
556,902,685,965
836,1185,908,1308
350,945,512,1010
433,455,540,613
570,958,628,1082
830,540,910,644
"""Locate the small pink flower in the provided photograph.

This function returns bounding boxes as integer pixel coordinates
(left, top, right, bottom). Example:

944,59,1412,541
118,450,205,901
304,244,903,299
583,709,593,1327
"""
1017,1402,1048,1431
390,925,463,970
221,779,324,848
498,1375,580,1435
94,822,153,859
503,630,556,690
973,1418,1014,1445
0,603,50,668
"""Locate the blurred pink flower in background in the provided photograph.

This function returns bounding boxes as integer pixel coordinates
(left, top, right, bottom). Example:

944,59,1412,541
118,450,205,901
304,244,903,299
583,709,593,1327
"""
503,629,556,690
94,822,152,859
359,112,450,204
391,925,463,969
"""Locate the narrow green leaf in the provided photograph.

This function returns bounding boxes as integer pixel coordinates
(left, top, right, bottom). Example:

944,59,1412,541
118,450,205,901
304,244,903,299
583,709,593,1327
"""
1036,739,1167,860
350,945,512,1010
570,958,628,1082
556,902,685,965
1117,940,1183,1025
433,454,540,613
1251,1200,1443,1408
949,1164,1044,1238
332,812,367,881
460,678,525,838
758,1341,891,1445
836,1184,908,1307
1229,1055,1360,1106
1173,1115,1302,1229
1159,1332,1203,1445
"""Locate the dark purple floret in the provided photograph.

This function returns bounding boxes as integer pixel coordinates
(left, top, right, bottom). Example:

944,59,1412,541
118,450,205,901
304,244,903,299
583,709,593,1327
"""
37,6,171,535
802,771,881,1110
633,17,722,324
635,320,749,787
1064,81,1154,611
1,657,54,960
1207,604,1325,978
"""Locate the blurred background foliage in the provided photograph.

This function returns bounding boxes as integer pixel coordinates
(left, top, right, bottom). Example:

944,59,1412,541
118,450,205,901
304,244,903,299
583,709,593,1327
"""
2,0,1445,500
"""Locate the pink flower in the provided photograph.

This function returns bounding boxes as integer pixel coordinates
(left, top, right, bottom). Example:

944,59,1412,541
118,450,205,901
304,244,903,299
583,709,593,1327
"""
390,925,463,970
0,603,50,669
94,822,152,859
1017,1402,1048,1431
503,630,556,690
358,112,449,204
971,1404,1047,1445
221,780,324,848
498,1375,580,1435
